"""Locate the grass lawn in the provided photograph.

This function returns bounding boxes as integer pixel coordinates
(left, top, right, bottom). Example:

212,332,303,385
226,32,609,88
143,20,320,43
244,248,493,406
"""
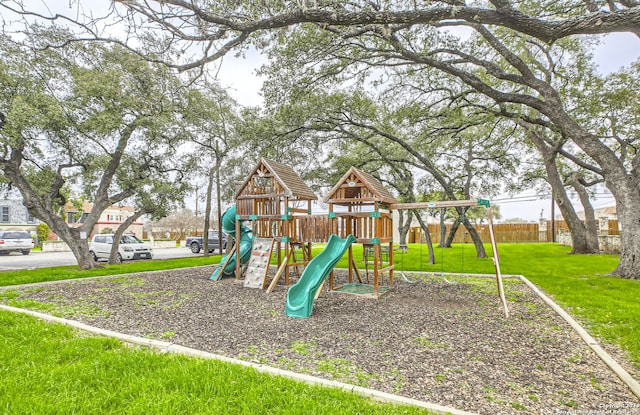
0,311,428,415
1,242,638,414
0,256,222,286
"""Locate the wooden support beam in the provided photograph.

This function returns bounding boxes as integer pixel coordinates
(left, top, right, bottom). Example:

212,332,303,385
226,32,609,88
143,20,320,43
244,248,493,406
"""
379,265,394,273
236,215,291,220
328,198,380,204
266,257,290,294
349,255,364,284
237,193,288,200
315,280,326,300
261,239,277,289
391,199,484,210
288,207,310,214
355,237,392,244
211,243,236,281
332,211,373,218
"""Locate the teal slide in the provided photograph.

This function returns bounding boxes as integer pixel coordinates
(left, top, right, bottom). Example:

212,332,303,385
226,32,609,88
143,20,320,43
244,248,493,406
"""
210,205,254,280
285,234,357,318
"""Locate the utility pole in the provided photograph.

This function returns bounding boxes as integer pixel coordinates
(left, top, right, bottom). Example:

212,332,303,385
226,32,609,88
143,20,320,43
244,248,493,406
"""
195,187,199,217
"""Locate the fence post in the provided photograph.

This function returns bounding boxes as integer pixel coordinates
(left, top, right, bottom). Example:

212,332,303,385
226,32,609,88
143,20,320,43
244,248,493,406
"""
539,219,547,242
598,216,609,236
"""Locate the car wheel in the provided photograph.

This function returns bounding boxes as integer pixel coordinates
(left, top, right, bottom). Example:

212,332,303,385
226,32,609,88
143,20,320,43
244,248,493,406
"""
190,242,201,253
22,250,31,255
115,253,123,264
89,250,98,262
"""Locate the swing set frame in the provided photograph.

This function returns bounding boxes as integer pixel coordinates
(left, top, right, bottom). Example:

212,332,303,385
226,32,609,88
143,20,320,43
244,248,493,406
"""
391,199,509,318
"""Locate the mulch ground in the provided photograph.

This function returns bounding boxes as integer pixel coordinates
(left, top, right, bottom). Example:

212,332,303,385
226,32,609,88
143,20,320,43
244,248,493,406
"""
3,267,639,414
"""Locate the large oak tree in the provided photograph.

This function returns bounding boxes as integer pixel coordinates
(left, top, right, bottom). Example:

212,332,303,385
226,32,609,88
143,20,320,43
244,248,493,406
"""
0,29,189,269
5,1,638,277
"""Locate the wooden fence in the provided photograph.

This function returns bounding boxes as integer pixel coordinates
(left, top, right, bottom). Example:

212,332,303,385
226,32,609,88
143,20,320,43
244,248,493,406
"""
156,218,620,245
409,223,541,244
408,219,620,244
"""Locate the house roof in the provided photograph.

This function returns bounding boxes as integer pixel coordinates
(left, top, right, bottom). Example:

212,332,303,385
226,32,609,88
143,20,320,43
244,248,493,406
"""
323,166,398,205
235,158,317,201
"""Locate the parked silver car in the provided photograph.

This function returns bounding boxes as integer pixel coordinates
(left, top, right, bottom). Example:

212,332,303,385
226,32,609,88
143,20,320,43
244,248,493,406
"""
0,231,34,255
89,234,153,263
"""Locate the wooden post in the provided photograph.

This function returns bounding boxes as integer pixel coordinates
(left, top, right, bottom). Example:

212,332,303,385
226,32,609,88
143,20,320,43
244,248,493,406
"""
235,217,242,280
328,203,335,290
373,202,379,297
488,208,509,318
346,206,354,284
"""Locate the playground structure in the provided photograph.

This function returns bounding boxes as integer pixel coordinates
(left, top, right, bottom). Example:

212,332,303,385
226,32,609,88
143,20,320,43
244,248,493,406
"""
323,166,398,298
214,158,319,288
211,158,508,318
210,205,253,281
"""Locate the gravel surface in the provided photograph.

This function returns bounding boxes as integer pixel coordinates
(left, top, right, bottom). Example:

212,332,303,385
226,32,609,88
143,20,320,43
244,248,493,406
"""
3,267,639,414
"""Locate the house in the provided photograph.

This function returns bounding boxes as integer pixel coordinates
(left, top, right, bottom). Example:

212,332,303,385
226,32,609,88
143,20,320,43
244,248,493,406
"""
64,201,144,237
575,204,617,221
0,199,41,234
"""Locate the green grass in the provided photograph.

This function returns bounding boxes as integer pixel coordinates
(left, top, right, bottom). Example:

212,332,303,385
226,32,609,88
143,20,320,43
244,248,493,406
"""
1,242,639,413
0,256,222,287
0,311,429,415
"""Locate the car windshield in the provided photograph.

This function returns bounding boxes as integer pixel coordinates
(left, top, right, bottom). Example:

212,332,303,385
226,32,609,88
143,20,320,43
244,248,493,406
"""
121,235,142,244
0,231,30,239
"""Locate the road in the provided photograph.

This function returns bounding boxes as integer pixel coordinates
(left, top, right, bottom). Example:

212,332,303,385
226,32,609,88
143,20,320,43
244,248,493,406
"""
0,247,200,271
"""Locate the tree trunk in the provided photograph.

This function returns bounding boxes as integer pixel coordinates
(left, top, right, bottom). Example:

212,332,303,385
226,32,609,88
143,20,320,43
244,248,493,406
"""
569,174,599,253
439,208,446,248
108,210,148,264
443,217,460,248
203,166,216,257
460,211,487,258
54,225,101,270
539,103,640,276
215,153,224,253
397,209,413,252
613,200,640,279
414,211,435,264
524,127,597,254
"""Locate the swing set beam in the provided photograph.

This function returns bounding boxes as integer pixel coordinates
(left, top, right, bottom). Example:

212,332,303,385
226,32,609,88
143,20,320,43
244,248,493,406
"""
390,198,490,210
392,198,509,318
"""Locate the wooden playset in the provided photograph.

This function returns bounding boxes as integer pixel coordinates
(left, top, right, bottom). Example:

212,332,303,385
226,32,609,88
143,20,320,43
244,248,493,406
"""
220,158,507,315
232,158,317,289
323,166,398,297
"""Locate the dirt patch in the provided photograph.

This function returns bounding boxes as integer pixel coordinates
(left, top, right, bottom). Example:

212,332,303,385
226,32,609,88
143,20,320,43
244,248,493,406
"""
3,267,639,414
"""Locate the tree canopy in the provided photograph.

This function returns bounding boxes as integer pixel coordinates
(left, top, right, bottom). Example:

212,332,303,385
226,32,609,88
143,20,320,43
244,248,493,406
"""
0,28,190,268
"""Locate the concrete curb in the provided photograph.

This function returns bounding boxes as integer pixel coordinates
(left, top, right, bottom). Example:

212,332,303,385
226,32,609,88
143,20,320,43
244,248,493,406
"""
400,271,640,400
0,304,476,415
0,265,216,292
517,275,640,400
3,271,639,408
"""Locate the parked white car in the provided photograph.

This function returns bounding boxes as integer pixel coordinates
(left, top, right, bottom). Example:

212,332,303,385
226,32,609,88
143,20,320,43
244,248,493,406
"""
0,231,34,255
89,234,153,263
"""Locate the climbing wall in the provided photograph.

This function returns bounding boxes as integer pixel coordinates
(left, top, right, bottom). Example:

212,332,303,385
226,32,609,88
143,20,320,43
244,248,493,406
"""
243,238,274,289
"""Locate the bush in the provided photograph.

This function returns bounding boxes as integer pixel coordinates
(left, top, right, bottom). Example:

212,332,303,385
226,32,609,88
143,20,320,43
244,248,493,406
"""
36,223,50,247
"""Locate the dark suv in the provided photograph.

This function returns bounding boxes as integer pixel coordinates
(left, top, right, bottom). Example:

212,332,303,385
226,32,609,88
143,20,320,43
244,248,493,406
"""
186,230,228,254
0,231,35,255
